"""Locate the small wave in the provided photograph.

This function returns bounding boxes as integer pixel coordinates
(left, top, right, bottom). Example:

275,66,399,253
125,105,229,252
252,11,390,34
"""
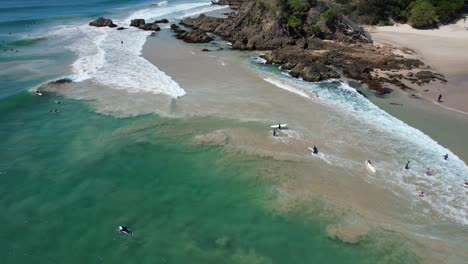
255,65,468,225
263,77,310,99
46,2,222,98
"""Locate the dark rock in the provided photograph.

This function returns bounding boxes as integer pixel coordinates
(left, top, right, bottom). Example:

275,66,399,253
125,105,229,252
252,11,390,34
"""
170,24,186,34
130,19,146,28
51,78,73,84
139,22,161,31
154,19,169,23
116,27,126,30
89,17,117,28
179,29,213,43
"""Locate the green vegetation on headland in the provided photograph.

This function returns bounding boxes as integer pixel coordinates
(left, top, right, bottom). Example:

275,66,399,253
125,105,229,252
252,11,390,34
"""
279,0,466,29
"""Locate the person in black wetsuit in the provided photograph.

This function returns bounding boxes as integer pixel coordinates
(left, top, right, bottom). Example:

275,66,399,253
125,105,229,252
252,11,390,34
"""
119,226,133,235
443,154,449,160
313,146,319,154
405,161,410,170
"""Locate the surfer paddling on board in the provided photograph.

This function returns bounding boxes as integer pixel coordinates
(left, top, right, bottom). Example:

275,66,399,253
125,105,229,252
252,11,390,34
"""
405,161,410,170
367,160,372,165
118,226,133,235
312,146,319,154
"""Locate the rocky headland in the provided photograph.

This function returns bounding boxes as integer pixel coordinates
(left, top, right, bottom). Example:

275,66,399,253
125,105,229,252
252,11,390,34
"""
170,0,447,95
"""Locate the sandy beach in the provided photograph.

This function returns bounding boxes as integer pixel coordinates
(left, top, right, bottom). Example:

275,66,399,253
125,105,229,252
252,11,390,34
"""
367,19,468,113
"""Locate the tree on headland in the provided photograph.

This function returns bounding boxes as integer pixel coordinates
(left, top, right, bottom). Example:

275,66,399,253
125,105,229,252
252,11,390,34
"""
408,0,438,28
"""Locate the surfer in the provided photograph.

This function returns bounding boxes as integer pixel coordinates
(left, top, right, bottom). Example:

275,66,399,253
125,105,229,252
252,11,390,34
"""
367,160,372,165
405,161,410,170
121,40,123,45
418,191,424,198
313,146,319,154
443,154,449,160
437,94,443,103
425,168,432,176
278,124,282,130
118,226,133,235
464,182,468,187
273,130,277,137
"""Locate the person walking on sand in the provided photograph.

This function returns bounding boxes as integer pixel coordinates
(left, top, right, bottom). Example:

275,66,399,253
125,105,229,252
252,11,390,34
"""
437,94,443,103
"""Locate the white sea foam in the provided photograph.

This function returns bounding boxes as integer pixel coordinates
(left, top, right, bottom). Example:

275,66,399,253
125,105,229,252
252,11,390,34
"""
257,67,468,225
47,1,226,98
263,77,310,99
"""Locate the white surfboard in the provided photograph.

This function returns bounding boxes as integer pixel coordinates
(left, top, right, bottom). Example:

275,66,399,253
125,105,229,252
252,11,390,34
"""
365,160,376,173
464,183,468,187
270,124,288,129
34,91,43,96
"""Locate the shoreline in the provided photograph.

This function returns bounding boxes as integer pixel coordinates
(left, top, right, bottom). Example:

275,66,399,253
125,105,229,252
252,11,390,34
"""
139,27,468,263
367,19,468,114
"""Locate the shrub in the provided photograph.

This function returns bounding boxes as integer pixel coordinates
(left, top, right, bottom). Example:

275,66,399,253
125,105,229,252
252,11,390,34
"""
408,0,437,28
287,15,303,29
322,9,337,22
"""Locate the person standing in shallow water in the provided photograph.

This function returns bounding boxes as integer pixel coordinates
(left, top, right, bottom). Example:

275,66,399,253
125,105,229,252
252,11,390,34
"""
405,161,410,170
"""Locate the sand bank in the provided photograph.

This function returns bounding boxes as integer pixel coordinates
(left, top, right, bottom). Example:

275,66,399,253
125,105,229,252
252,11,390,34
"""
367,19,468,113
137,30,468,263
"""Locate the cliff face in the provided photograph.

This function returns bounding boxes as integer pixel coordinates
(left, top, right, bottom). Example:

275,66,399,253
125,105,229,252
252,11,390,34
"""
177,0,444,94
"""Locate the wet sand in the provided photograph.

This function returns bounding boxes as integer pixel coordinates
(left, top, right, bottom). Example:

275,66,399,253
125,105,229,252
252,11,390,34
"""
138,31,468,263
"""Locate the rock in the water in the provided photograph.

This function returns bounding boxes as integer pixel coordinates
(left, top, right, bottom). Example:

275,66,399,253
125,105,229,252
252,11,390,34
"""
139,22,161,31
116,27,126,30
51,78,73,84
154,19,169,24
89,17,117,28
170,24,186,34
179,29,213,43
130,19,146,28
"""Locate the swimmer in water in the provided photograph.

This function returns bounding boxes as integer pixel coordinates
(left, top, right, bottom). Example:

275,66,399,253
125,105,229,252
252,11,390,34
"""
425,168,432,176
405,161,410,170
118,226,133,235
418,191,424,198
